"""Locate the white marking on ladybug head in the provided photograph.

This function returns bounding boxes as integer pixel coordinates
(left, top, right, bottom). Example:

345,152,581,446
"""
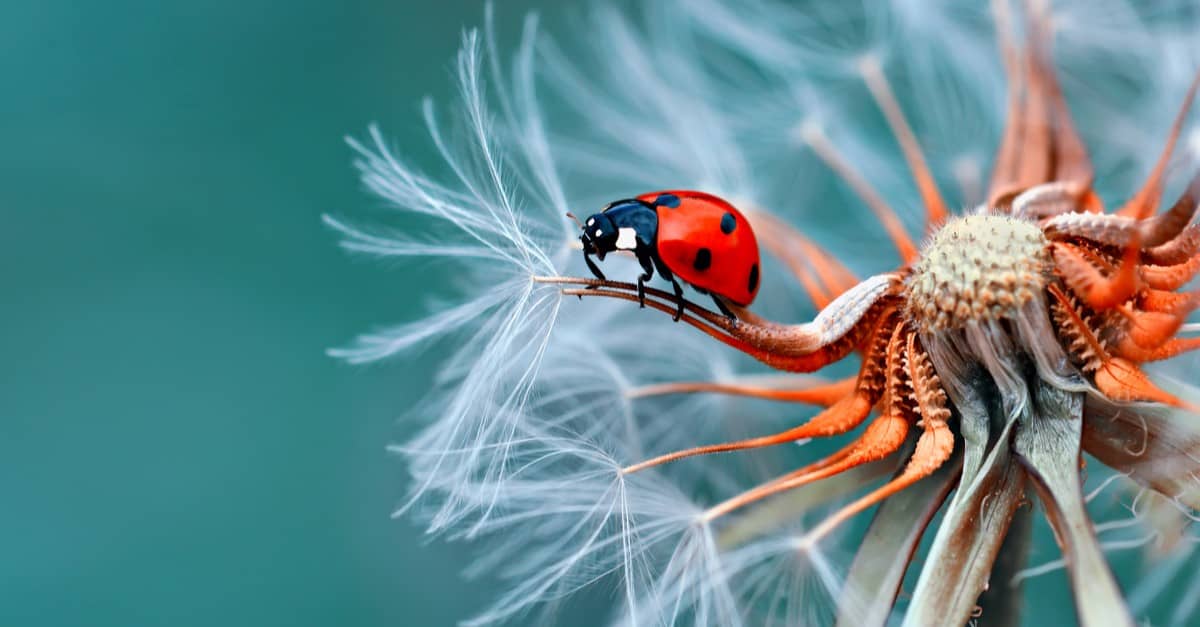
594,229,603,238
586,218,595,226
616,227,638,250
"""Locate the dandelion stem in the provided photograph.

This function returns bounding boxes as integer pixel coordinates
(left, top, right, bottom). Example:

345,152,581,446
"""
975,501,1032,627
533,275,736,329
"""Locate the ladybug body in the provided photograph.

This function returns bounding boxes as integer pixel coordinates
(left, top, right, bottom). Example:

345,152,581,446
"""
578,190,760,319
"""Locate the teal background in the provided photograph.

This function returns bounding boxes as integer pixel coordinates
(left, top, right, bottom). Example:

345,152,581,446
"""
1,1,549,625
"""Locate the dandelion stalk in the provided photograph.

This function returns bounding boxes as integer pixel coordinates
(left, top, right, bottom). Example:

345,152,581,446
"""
974,499,1033,627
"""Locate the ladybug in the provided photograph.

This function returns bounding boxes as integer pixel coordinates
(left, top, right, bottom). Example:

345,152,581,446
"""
576,190,760,320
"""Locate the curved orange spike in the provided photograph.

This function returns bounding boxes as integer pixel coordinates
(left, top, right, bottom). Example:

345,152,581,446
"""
619,313,901,475
1094,357,1200,412
1053,171,1200,246
724,275,903,365
1112,335,1200,363
794,238,860,302
620,364,883,474
750,218,826,306
751,212,836,308
1035,19,1091,189
1145,224,1200,266
802,415,954,543
1136,289,1200,315
1138,171,1200,247
1051,283,1198,409
736,444,861,496
987,0,1023,206
1015,51,1052,190
1080,188,1107,214
1052,241,1141,310
1118,70,1200,219
988,0,1093,204
859,56,950,230
626,376,856,406
619,387,876,475
1140,253,1200,291
748,211,860,300
1115,307,1186,349
1042,172,1200,246
801,125,918,264
701,411,911,522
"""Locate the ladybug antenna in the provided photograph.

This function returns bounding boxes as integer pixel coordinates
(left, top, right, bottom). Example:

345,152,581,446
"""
565,212,584,229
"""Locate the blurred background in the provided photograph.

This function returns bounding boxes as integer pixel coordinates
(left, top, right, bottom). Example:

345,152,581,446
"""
0,1,559,624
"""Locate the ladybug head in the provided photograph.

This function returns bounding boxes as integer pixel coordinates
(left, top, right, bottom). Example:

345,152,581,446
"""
579,211,619,259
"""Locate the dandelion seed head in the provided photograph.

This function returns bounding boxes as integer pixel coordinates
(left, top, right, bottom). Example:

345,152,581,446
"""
907,214,1050,330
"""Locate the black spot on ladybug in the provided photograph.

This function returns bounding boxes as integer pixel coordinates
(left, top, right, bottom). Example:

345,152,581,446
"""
693,247,712,271
719,212,736,234
653,193,681,208
747,263,759,293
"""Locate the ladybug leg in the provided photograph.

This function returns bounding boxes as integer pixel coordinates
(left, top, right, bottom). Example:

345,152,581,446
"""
583,249,606,281
582,249,606,297
711,295,737,321
669,278,685,321
634,250,657,309
648,255,685,321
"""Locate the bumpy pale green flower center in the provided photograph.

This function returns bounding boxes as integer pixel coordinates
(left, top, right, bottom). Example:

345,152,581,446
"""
907,214,1051,330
